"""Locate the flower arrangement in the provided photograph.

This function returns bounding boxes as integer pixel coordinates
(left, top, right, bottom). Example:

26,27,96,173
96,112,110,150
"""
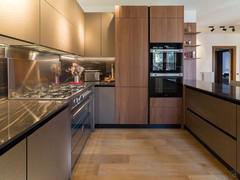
66,63,84,83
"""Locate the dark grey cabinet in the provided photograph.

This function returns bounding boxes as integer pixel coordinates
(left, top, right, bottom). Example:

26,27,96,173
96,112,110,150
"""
27,109,71,180
0,140,26,180
95,87,115,124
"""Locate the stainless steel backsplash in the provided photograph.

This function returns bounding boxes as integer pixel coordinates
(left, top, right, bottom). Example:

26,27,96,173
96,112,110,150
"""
0,58,7,97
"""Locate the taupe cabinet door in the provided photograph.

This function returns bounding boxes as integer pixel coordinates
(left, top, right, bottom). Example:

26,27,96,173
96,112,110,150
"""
0,0,39,43
27,109,71,180
0,140,26,180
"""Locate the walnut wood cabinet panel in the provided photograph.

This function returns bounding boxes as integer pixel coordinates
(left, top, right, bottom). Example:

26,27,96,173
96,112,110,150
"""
115,6,148,18
0,0,39,43
150,6,184,18
185,88,237,137
186,110,237,169
116,87,148,124
0,140,26,180
150,98,182,124
150,18,184,43
237,106,240,173
27,109,71,180
40,0,73,53
115,17,148,87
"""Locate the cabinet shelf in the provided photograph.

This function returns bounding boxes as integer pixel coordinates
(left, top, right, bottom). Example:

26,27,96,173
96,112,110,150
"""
184,44,200,47
184,32,201,35
184,57,200,60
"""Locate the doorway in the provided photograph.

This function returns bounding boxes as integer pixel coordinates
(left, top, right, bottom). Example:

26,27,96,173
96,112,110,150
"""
212,46,236,84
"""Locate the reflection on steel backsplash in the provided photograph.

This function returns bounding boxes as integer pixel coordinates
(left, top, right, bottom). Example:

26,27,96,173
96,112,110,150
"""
0,59,7,97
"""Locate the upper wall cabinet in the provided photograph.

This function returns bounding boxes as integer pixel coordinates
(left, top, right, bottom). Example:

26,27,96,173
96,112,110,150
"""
40,0,73,53
150,6,184,43
85,13,115,57
0,0,39,43
115,6,148,18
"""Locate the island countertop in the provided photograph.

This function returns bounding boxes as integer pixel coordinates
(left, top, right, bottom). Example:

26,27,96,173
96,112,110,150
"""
184,80,240,104
0,98,68,155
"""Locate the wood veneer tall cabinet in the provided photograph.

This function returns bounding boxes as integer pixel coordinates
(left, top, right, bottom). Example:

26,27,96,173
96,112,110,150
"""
237,106,240,174
115,6,148,124
0,0,39,43
150,6,184,43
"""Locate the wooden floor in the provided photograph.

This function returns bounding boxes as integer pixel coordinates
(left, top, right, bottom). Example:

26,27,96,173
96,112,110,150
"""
72,129,236,180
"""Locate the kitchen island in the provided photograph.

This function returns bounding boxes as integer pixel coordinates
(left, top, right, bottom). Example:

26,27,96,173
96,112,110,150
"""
184,80,240,176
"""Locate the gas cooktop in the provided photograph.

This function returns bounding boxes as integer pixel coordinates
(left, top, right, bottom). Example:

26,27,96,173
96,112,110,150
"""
10,84,85,100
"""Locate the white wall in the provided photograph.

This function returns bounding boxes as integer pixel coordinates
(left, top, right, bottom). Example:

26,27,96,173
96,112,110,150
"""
196,32,240,81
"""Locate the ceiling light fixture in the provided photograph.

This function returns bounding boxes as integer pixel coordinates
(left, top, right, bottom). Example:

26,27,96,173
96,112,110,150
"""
229,26,235,32
220,26,227,32
208,26,215,32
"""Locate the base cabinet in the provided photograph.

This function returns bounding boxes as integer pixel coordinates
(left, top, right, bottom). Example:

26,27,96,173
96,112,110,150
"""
0,140,26,180
27,109,71,180
95,87,115,124
150,98,182,124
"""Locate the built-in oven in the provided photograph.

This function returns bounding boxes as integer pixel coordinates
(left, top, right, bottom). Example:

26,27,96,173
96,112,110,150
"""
150,43,183,75
149,74,183,97
70,86,93,168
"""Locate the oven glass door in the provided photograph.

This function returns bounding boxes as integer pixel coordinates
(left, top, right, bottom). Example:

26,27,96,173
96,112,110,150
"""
150,76,183,97
150,51,182,73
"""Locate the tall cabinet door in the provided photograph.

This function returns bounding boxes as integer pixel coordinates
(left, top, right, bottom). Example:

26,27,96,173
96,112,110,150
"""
115,16,148,87
116,87,148,124
115,6,148,124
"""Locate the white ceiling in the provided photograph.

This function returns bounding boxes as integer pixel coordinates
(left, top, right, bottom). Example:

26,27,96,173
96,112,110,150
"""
77,0,240,27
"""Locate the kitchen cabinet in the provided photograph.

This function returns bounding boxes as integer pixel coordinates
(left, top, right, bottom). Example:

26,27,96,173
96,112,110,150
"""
186,88,237,137
115,17,148,87
27,109,71,180
150,6,184,43
84,13,102,57
84,13,115,57
40,0,73,53
150,98,182,124
115,6,148,124
0,0,39,43
186,110,237,169
237,106,240,173
116,87,148,124
0,140,26,180
95,87,116,124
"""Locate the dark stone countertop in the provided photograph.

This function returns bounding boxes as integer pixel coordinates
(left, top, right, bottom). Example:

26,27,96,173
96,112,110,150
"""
184,80,240,104
0,99,68,155
94,82,115,87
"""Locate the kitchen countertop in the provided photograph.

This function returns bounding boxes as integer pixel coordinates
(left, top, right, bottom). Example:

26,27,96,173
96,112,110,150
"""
184,80,240,104
0,98,68,155
94,81,115,87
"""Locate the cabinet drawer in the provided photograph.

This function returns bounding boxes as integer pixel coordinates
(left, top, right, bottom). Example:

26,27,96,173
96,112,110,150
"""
186,88,237,137
186,110,237,169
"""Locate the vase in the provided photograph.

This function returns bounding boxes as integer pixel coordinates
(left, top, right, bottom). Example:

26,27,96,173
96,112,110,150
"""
74,75,80,83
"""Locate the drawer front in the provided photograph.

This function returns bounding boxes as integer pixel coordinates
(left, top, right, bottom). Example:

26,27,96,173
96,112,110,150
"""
150,107,182,124
150,98,182,108
186,88,237,137
186,110,237,169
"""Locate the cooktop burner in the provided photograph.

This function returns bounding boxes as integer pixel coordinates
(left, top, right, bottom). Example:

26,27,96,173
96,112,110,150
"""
10,84,85,100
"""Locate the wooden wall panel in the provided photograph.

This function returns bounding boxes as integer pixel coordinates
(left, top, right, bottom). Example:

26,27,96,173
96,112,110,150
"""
150,6,184,18
115,6,148,18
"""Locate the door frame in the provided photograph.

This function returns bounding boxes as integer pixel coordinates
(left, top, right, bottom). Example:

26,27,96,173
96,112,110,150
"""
212,46,237,82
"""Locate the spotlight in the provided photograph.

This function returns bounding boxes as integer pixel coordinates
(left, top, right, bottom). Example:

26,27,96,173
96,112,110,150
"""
229,26,235,32
220,26,227,32
208,26,215,32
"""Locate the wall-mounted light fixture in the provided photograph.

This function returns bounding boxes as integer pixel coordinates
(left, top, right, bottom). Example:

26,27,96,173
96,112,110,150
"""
208,26,215,32
220,26,227,32
229,26,235,32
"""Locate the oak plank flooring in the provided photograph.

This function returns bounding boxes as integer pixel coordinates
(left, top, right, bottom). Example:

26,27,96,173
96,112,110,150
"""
72,129,236,179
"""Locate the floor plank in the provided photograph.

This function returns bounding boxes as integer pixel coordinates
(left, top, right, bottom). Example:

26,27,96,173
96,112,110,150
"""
72,129,236,180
